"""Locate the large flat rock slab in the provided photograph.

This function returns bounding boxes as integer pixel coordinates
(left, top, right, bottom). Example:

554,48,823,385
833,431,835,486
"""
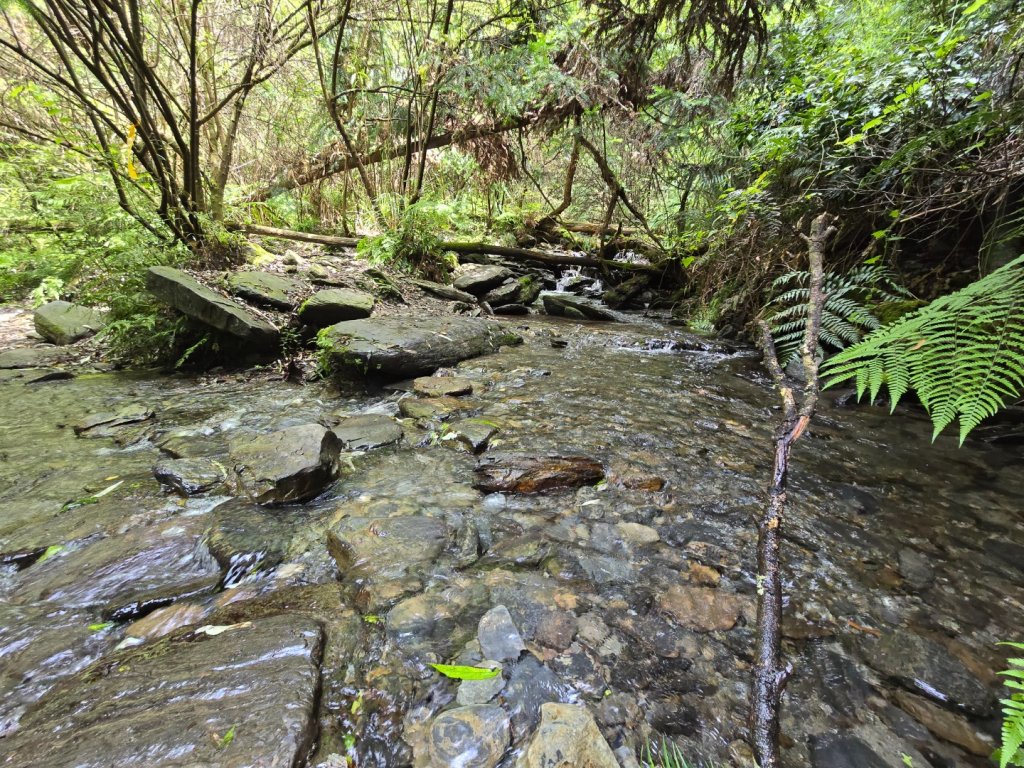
230,423,341,505
319,316,520,379
0,614,323,768
146,266,279,348
226,270,305,310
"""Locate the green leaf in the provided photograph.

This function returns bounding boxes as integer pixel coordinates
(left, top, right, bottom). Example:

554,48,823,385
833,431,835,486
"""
38,544,64,563
217,724,237,749
429,663,500,680
89,622,114,632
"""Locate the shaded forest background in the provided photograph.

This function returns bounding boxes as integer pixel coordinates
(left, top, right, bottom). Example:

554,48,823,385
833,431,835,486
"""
0,0,1022,361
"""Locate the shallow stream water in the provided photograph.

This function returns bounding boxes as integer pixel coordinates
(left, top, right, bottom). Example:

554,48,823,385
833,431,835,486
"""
1,315,1021,767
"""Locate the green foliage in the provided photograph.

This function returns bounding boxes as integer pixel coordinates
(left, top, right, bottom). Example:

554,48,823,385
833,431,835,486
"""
640,740,713,768
767,265,912,364
823,255,1024,443
998,642,1024,768
356,199,458,281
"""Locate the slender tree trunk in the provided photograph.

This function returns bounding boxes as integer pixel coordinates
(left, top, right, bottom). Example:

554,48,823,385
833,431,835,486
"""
751,212,835,768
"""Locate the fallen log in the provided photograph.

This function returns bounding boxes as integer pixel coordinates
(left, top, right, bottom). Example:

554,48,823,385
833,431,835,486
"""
228,223,659,272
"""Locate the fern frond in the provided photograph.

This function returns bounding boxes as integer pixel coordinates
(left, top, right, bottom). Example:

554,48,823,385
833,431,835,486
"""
997,642,1024,768
823,255,1024,444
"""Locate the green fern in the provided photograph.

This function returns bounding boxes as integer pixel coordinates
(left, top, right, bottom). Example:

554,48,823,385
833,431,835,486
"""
766,265,911,365
998,642,1024,768
822,254,1024,444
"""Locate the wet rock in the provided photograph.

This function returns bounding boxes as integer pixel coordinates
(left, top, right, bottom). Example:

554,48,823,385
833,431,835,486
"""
330,414,403,450
424,705,510,768
616,521,659,546
231,423,340,504
399,395,468,421
897,548,934,590
0,347,66,369
122,602,208,644
320,316,519,379
893,690,994,756
146,266,279,348
387,580,490,656
805,647,874,718
329,516,449,609
457,664,506,705
206,499,292,586
152,456,227,495
33,300,106,345
516,702,619,768
413,375,474,397
854,632,996,716
449,418,498,453
478,605,526,661
455,266,513,296
156,432,226,458
479,532,552,568
573,551,636,585
0,614,323,768
474,453,604,494
687,562,722,586
541,292,621,321
411,278,478,303
72,404,154,437
657,585,749,632
226,270,305,310
298,287,376,326
10,519,221,621
809,732,895,768
503,655,571,740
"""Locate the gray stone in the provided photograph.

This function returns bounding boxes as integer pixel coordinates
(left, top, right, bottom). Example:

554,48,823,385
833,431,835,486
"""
541,292,621,321
226,270,305,310
411,278,478,304
454,266,513,296
493,303,531,315
426,705,510,768
0,615,323,768
457,664,506,705
298,288,375,327
231,423,340,505
146,266,279,348
449,419,498,453
809,733,891,768
152,456,227,495
897,548,934,590
855,632,996,716
478,605,526,661
0,347,65,369
413,375,474,397
516,703,619,768
320,316,520,379
33,301,105,345
206,499,292,586
10,518,221,622
330,414,403,450
503,655,571,740
399,396,467,421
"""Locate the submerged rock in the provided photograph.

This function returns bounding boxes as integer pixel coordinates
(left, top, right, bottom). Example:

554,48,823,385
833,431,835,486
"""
319,316,520,379
454,265,513,296
152,456,227,496
516,702,618,768
474,453,604,494
330,413,404,450
448,418,498,453
477,605,526,661
0,615,323,768
33,301,106,346
231,423,341,504
541,292,621,321
657,584,749,632
328,516,449,583
424,705,511,768
226,270,305,310
503,655,571,740
72,405,154,438
146,265,279,348
298,287,376,327
206,499,293,586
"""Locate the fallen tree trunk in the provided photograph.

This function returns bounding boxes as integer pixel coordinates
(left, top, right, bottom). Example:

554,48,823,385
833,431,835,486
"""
228,223,660,272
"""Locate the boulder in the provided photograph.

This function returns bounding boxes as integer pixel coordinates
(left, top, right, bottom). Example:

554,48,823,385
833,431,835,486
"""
298,288,375,327
330,414,404,450
33,301,106,345
541,292,621,321
484,276,541,307
0,615,323,768
411,278,478,304
474,453,604,494
146,266,279,348
425,705,511,768
231,423,341,505
226,270,305,310
516,703,619,768
152,457,227,496
454,266,513,296
319,316,520,379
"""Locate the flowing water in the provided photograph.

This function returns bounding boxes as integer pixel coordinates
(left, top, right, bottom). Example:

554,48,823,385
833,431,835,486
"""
1,315,1021,767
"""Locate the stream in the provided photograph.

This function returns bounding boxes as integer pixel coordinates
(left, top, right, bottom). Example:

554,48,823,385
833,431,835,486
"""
1,314,1022,768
